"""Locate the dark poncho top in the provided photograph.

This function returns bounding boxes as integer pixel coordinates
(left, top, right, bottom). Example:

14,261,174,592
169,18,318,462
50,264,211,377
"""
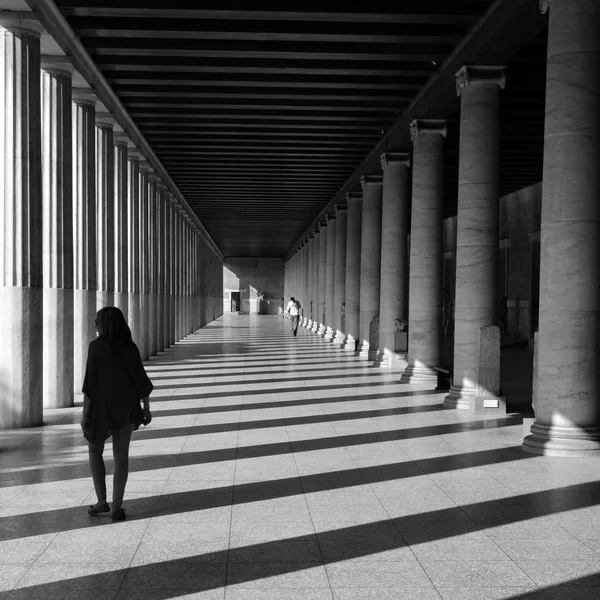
82,338,154,442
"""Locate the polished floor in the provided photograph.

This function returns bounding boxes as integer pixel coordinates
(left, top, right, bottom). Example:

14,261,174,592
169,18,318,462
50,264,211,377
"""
2,314,600,599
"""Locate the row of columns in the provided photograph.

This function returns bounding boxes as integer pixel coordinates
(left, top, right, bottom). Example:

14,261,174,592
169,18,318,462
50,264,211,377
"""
0,14,222,429
285,0,600,456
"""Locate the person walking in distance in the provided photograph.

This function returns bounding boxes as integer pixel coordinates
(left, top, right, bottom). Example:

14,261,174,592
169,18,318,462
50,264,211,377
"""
286,296,301,336
81,306,154,522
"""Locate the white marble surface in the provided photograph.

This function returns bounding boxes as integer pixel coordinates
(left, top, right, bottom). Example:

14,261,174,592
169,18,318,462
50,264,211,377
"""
344,194,362,347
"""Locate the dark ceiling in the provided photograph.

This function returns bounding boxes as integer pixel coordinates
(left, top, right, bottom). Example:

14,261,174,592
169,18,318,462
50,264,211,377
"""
54,1,548,259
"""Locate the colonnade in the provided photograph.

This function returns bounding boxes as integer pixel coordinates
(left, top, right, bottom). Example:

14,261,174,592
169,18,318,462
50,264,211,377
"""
0,14,223,429
284,0,600,456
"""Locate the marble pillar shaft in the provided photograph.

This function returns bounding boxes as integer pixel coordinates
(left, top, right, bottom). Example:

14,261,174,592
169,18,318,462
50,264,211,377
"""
113,140,128,317
359,177,383,358
41,66,74,408
147,176,158,355
378,154,410,365
317,223,328,334
403,122,447,382
127,152,141,348
447,66,505,407
72,96,97,398
524,0,600,456
311,230,320,331
307,234,315,326
344,193,362,349
302,240,310,323
164,196,172,346
333,205,347,342
0,21,44,427
138,166,150,360
156,187,166,351
325,215,336,338
95,122,115,308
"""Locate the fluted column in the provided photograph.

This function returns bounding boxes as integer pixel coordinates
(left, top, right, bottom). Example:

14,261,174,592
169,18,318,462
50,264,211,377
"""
324,214,337,340
0,16,44,428
333,204,347,344
305,233,315,327
302,239,309,325
445,66,506,409
72,90,97,397
156,184,166,352
95,114,115,308
358,175,383,360
41,60,74,408
176,209,183,340
168,199,177,344
310,227,320,332
138,161,150,360
163,193,172,347
147,172,158,355
524,0,600,456
402,121,447,383
113,136,128,318
343,192,363,351
378,153,411,368
127,147,141,348
317,220,328,336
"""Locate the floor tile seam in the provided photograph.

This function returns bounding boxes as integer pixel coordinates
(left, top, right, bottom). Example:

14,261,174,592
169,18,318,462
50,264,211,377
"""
546,511,598,542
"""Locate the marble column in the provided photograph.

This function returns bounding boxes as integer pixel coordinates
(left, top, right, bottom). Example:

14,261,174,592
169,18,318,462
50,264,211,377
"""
317,220,328,336
127,147,141,348
113,136,129,319
138,161,151,360
95,114,115,309
306,233,315,327
72,90,97,398
358,175,383,360
168,199,177,344
402,121,447,383
343,192,363,351
310,227,320,332
156,184,166,352
301,241,309,324
324,213,337,340
0,16,44,428
445,66,506,409
378,154,411,368
163,193,172,347
147,172,158,355
333,204,347,344
41,60,74,409
524,0,600,456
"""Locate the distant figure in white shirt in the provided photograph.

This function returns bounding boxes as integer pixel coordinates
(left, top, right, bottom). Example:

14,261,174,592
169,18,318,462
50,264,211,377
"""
286,297,301,336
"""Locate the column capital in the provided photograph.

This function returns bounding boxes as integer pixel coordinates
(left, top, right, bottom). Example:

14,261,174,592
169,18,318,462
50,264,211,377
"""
326,212,336,223
319,220,328,229
380,152,411,170
540,0,550,14
95,111,116,128
409,119,448,142
335,203,347,213
345,191,362,203
138,160,151,172
41,56,76,78
309,232,315,239
112,132,132,148
72,88,97,108
127,147,142,161
360,174,383,190
455,66,507,96
0,12,45,37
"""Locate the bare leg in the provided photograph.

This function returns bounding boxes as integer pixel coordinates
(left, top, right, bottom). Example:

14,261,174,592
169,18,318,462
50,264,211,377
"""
111,424,133,514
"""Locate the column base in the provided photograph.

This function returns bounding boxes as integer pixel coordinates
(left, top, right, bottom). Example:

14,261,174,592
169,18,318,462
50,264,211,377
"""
400,365,438,384
358,343,377,361
343,336,360,352
324,327,335,341
317,324,327,337
523,422,600,457
443,385,473,410
376,351,408,370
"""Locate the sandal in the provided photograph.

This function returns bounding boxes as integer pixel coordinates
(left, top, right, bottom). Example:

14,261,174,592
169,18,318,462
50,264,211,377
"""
111,508,126,522
88,502,110,516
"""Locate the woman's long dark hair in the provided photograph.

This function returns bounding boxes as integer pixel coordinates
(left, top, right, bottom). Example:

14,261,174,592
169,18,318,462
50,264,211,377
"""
95,307,133,343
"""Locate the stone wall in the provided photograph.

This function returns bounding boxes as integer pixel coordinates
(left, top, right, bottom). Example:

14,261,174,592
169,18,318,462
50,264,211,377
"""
223,258,284,315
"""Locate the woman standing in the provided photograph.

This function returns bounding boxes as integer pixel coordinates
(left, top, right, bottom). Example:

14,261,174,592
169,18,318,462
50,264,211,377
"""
81,307,153,522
